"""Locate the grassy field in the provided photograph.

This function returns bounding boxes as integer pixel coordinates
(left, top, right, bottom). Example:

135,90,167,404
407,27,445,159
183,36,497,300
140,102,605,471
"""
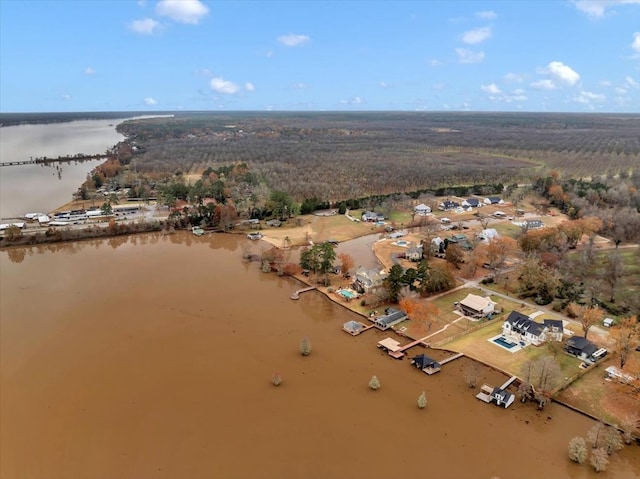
443,319,582,379
557,355,640,428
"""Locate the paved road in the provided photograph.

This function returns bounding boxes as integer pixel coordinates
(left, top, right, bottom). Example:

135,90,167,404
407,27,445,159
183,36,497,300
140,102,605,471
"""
460,275,612,345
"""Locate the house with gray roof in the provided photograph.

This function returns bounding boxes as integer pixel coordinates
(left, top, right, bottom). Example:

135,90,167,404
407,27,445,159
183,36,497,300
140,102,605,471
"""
374,307,408,331
565,336,599,360
353,266,387,294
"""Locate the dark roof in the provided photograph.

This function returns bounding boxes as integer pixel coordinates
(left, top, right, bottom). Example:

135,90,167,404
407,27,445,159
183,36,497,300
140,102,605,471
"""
466,198,480,205
565,336,599,356
544,319,564,330
491,387,514,400
505,311,546,337
412,354,440,369
487,196,502,203
375,308,408,327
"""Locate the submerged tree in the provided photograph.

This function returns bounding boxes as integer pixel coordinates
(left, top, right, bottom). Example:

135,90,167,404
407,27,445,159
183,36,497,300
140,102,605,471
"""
417,391,427,409
369,375,381,390
568,437,588,464
603,425,624,455
300,337,312,356
271,372,282,387
590,447,609,472
587,422,607,450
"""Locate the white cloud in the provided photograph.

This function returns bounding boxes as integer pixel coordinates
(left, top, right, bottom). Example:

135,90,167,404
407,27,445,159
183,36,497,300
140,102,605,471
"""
129,17,160,35
455,48,485,64
632,32,640,53
428,59,443,67
531,79,557,90
379,81,391,88
432,82,446,90
573,90,606,104
277,33,310,47
266,50,274,58
481,83,502,94
461,27,492,45
600,80,612,87
572,0,640,18
625,75,639,88
339,96,364,105
195,68,213,77
61,94,71,101
504,72,525,83
539,61,580,86
476,10,497,20
615,86,628,94
245,82,255,92
292,82,307,89
156,0,209,24
144,97,157,105
84,67,96,75
210,77,240,95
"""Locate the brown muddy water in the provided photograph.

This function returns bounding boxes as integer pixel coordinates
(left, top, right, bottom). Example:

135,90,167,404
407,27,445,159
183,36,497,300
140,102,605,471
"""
1,233,639,479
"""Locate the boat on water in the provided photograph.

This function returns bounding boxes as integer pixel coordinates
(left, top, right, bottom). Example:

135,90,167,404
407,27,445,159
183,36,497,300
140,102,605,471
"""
192,226,205,236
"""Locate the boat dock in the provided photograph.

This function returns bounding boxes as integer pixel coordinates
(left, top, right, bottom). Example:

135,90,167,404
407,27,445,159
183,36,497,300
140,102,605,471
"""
387,338,428,359
439,352,464,365
291,286,316,300
476,384,494,403
499,375,518,390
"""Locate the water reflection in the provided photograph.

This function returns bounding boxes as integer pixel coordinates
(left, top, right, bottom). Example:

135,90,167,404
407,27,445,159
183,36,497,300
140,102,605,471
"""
0,119,127,217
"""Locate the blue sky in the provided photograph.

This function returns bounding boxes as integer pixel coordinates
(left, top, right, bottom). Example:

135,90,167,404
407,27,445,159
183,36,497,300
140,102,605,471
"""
1,0,639,113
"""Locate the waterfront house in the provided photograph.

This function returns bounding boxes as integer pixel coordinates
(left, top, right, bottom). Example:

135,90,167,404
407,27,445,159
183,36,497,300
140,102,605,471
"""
491,387,515,408
374,307,409,331
458,294,496,319
411,354,441,374
343,320,366,336
353,267,387,294
564,336,599,360
502,311,547,346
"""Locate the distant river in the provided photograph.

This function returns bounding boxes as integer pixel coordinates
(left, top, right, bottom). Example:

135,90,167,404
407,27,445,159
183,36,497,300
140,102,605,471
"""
0,119,128,218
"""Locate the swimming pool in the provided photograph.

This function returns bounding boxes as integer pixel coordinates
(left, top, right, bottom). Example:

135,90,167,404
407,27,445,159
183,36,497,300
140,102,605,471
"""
394,240,409,247
339,289,357,299
493,336,517,349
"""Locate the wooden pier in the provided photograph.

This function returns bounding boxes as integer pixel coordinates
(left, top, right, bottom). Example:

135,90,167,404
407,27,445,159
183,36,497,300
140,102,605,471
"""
291,286,315,300
476,384,494,403
388,338,428,359
499,375,518,390
439,352,464,365
0,154,106,168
